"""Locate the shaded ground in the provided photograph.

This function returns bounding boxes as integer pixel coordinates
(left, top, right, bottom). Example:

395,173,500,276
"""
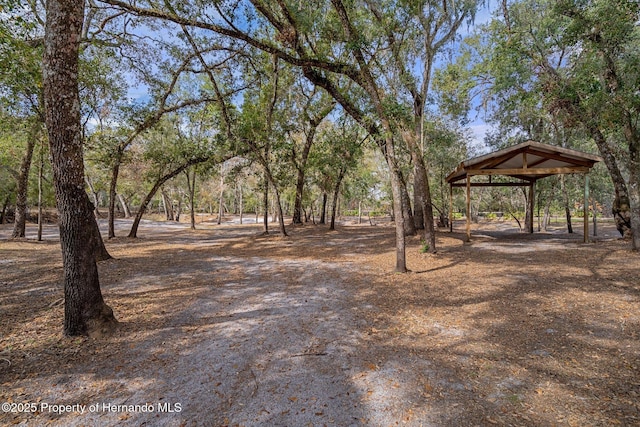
1,217,639,426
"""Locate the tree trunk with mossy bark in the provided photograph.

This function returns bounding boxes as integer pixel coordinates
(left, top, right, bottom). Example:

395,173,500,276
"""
43,0,117,336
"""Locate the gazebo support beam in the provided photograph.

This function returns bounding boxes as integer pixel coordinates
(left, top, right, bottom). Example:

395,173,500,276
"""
467,166,590,176
451,182,532,187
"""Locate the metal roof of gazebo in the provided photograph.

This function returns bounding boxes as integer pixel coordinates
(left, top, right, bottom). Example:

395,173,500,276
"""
445,140,603,242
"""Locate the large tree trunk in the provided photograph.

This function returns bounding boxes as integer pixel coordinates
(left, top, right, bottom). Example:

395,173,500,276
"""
386,150,407,272
43,0,117,336
626,128,640,250
587,125,632,237
11,136,36,238
403,131,436,251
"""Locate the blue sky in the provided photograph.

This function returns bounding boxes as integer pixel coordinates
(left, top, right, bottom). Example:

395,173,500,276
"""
460,2,499,154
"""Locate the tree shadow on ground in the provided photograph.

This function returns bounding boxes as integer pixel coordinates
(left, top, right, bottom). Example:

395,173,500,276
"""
1,221,638,426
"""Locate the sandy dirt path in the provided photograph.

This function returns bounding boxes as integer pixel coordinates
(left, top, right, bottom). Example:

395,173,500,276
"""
1,218,639,426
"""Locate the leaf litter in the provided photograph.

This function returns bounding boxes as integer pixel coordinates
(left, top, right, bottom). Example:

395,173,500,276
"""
0,218,639,426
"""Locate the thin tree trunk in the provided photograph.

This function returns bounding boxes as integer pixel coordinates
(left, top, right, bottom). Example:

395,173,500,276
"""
121,196,130,218
542,206,551,231
37,140,44,241
261,168,287,236
330,169,346,231
12,136,36,238
387,151,407,272
541,180,557,231
161,189,172,220
217,172,225,225
292,165,307,225
271,196,277,223
292,103,333,224
274,187,287,236
85,175,101,219
0,193,11,224
413,170,424,230
560,175,573,234
107,150,123,238
128,156,210,238
185,168,196,230
238,183,243,225
628,138,640,250
262,175,269,234
44,0,117,336
292,131,314,225
320,192,327,224
542,199,552,231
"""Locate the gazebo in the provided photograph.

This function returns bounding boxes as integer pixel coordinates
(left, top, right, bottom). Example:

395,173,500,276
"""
445,140,603,242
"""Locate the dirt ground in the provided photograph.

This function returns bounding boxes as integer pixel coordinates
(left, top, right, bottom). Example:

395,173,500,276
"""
1,217,639,426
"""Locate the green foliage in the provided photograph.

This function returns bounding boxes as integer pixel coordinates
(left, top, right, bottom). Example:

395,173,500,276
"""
419,239,430,253
309,114,365,195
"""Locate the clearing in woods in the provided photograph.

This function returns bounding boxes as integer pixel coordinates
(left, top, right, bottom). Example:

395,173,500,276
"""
0,218,639,426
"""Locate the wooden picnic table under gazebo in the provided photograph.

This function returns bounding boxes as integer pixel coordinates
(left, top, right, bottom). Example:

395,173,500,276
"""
445,140,603,242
